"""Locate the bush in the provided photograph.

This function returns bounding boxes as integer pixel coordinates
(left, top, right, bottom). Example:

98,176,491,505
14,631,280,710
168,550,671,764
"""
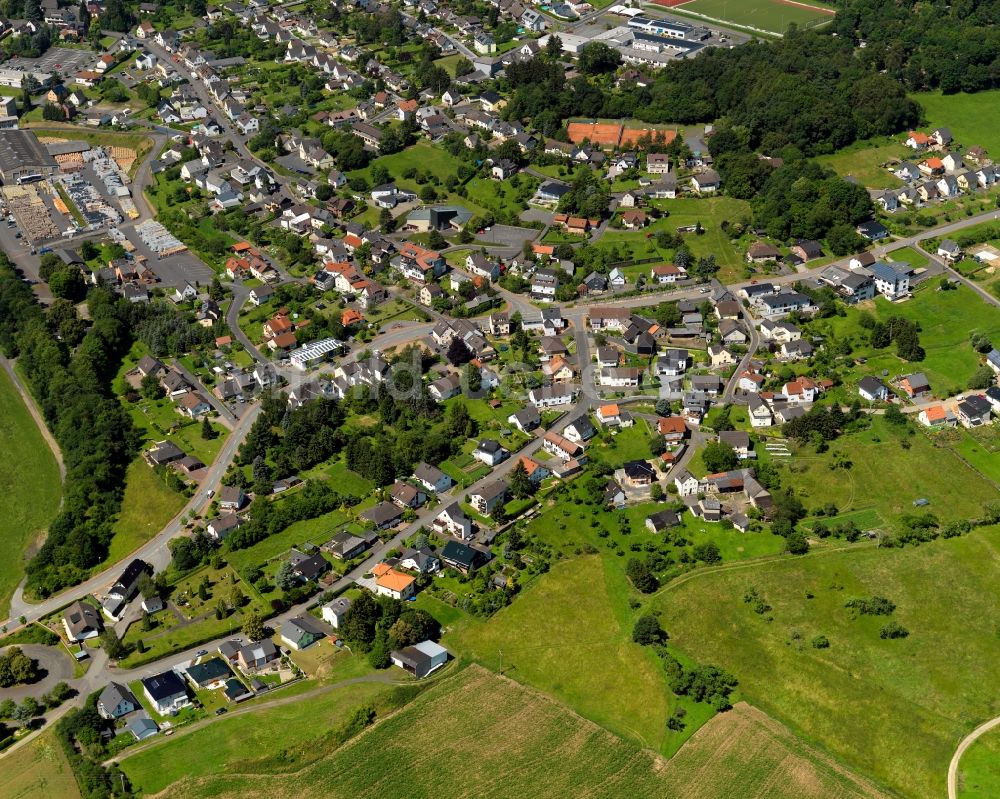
880,621,909,639
632,614,666,645
810,635,830,649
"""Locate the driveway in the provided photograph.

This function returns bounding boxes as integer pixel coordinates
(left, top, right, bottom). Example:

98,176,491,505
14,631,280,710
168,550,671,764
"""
0,644,75,702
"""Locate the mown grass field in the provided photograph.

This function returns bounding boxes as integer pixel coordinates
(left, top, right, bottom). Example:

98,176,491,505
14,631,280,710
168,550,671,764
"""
120,681,402,795
599,195,753,282
0,729,80,799
653,526,1000,799
774,415,997,530
912,89,1000,157
958,727,1000,799
814,137,908,189
0,368,61,617
677,0,834,33
158,665,892,799
811,283,1000,396
104,460,187,566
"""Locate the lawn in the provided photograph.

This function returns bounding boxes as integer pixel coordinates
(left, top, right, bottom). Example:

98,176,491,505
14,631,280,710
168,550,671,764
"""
814,136,908,189
0,368,61,618
678,0,835,34
887,245,930,269
0,729,81,799
434,53,465,77
958,727,1000,799
599,195,752,282
463,174,539,219
301,458,373,498
912,89,1000,157
349,141,462,191
156,664,890,799
773,416,997,531
654,525,1000,799
225,507,350,572
120,680,405,795
104,460,187,566
812,282,1000,397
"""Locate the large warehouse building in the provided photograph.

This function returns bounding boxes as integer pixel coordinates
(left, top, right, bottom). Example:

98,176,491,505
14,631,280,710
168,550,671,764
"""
0,130,58,184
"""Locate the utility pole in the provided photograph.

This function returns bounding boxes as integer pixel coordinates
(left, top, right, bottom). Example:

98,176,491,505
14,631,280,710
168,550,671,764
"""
499,649,503,676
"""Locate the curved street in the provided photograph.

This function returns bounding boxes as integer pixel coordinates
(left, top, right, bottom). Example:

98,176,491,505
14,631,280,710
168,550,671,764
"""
948,715,1000,799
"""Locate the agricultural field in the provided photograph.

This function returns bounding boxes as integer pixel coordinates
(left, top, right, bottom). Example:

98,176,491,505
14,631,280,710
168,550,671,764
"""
158,665,890,799
773,415,997,531
120,680,405,795
957,727,1000,799
912,89,1000,158
653,525,1000,799
104,460,187,566
668,0,835,35
0,729,81,799
0,368,61,618
447,556,689,754
811,283,1000,397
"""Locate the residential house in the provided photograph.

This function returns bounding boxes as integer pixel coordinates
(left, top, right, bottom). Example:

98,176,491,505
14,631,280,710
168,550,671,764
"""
63,599,102,642
440,539,491,574
413,462,453,493
956,394,993,427
469,480,508,515
433,503,473,539
98,682,138,720
390,640,448,678
372,563,417,600
321,597,353,628
141,670,190,715
280,616,327,650
858,376,890,402
361,501,404,530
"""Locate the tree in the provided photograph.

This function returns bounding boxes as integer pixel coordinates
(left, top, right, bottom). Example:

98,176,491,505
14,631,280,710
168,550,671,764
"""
692,541,721,564
427,229,447,250
341,591,380,646
275,560,299,592
632,614,666,645
508,460,534,498
785,530,809,554
625,558,658,593
446,337,472,366
452,56,473,78
578,42,621,75
0,647,38,687
201,416,218,440
464,361,482,393
12,699,37,729
969,365,995,390
701,441,738,473
243,610,265,641
100,628,128,661
883,404,908,426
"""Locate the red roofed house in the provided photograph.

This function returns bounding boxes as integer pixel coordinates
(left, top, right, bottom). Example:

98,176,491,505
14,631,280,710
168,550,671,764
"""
657,416,688,443
650,263,686,284
905,131,930,149
341,308,364,327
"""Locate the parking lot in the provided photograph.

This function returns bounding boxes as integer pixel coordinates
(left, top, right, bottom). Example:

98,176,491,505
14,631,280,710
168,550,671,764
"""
14,46,96,76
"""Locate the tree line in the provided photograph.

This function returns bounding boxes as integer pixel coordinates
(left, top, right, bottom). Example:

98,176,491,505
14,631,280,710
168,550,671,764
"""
0,255,140,598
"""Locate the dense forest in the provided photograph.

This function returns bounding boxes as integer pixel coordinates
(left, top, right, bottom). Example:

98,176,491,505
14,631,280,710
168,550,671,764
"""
832,0,1000,94
0,255,140,598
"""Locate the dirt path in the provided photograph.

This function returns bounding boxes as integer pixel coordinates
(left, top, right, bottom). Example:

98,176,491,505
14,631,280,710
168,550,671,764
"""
948,715,1000,799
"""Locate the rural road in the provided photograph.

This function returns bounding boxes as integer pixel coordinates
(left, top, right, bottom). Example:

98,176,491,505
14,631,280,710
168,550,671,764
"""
948,715,1000,799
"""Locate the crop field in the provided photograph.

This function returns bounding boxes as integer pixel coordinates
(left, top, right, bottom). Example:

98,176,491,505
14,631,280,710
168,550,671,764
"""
957,727,1000,798
0,368,61,617
0,729,81,799
668,0,835,34
653,526,1000,799
160,665,890,799
120,681,402,795
812,283,1000,397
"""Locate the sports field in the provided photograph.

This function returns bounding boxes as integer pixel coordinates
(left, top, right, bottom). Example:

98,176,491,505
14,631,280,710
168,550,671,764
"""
0,367,61,618
666,0,835,35
654,526,1000,799
160,665,890,799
